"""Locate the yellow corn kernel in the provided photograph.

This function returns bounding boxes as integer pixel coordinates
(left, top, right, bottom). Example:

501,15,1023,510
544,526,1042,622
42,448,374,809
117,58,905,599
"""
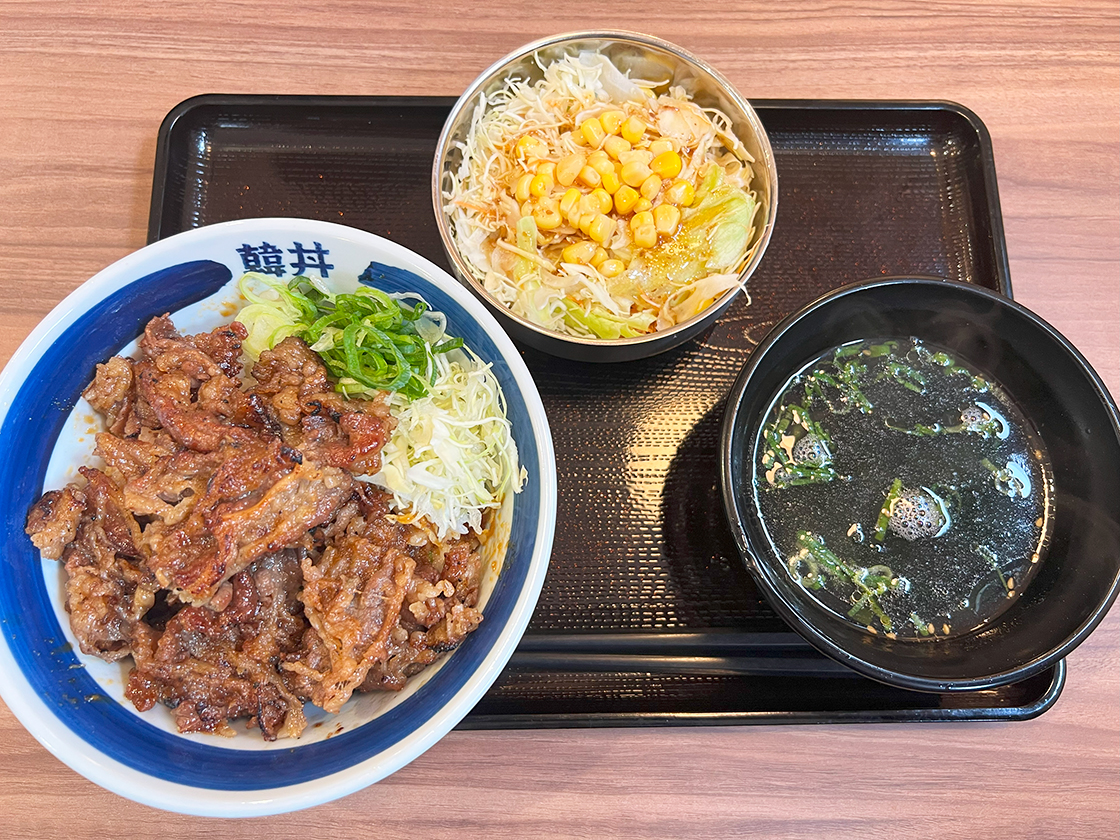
516,135,546,159
630,210,654,231
562,240,598,264
613,185,640,215
514,172,534,203
603,135,631,160
556,153,585,187
600,169,622,194
578,193,599,217
589,153,614,179
530,172,554,197
580,117,606,148
559,188,582,220
578,213,597,235
577,165,601,188
535,161,557,179
588,213,616,245
520,200,534,218
589,188,613,214
600,110,625,135
653,203,681,234
599,258,625,278
634,197,652,213
619,149,654,167
564,201,582,226
649,138,676,157
621,115,646,144
650,150,683,179
663,179,695,206
533,198,562,230
621,160,653,188
640,174,663,201
632,223,657,250
590,247,610,268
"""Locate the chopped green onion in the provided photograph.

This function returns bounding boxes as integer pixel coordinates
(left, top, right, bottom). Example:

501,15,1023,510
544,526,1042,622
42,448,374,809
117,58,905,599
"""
794,531,899,631
874,478,904,542
236,273,459,399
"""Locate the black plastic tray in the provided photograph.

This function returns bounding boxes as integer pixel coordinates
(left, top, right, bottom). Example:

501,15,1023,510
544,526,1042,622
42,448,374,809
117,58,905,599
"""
148,95,1063,727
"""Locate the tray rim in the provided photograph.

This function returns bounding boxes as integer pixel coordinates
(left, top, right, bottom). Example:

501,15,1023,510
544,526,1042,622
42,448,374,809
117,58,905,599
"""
145,93,1057,726
458,658,1065,729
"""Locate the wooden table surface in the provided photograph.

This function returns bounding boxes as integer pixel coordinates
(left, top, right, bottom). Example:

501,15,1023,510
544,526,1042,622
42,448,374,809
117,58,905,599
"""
2,1,1117,836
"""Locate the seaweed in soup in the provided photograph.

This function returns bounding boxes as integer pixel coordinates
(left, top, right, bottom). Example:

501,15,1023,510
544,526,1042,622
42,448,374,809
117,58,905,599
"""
753,338,1052,638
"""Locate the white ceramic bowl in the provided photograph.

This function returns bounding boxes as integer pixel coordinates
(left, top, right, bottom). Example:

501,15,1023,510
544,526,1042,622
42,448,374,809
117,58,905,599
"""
0,218,556,816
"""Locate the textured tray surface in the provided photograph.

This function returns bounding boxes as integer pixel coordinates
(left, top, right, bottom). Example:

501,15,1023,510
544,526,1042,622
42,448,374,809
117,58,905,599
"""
150,96,1058,724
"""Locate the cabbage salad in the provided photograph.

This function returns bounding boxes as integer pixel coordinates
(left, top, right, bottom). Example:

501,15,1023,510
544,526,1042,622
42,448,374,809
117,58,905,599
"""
236,272,524,539
444,50,762,340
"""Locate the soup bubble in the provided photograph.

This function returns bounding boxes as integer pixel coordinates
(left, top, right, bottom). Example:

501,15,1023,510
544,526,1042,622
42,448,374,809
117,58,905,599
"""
889,488,950,541
793,433,830,465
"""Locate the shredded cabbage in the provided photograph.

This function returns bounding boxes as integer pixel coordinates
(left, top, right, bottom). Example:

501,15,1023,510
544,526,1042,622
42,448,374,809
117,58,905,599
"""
445,49,763,340
371,349,526,539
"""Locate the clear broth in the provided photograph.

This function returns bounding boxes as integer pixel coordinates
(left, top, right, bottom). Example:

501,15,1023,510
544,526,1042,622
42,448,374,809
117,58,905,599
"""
752,338,1052,639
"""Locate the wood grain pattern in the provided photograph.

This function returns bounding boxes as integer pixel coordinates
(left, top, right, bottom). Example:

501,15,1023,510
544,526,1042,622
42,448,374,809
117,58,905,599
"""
0,1,1116,836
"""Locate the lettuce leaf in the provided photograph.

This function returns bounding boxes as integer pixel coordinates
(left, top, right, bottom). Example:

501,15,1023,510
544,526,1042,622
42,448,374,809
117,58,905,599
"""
684,163,757,271
637,163,757,297
562,301,657,340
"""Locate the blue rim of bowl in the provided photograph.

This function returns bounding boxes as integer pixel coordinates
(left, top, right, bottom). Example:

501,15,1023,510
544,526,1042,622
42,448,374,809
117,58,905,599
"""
719,275,1120,692
0,228,545,792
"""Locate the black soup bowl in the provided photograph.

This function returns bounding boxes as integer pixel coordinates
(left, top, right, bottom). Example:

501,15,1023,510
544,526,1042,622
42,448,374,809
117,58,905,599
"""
720,276,1120,692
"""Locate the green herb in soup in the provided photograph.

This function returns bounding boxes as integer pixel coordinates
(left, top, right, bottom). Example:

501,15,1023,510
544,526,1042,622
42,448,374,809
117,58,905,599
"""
753,338,1052,639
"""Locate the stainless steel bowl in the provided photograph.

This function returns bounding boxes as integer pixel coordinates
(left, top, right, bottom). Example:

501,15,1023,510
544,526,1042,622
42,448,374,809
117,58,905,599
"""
432,30,779,362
